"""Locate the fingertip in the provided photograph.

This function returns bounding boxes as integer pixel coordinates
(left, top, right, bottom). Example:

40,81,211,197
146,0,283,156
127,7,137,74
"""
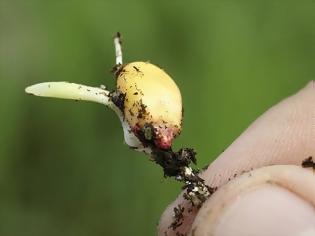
190,165,315,236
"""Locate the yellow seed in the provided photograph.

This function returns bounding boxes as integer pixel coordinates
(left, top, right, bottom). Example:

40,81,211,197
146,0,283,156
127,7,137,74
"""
116,61,182,147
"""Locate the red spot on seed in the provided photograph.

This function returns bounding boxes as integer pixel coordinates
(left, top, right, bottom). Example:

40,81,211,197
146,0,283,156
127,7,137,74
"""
154,127,174,150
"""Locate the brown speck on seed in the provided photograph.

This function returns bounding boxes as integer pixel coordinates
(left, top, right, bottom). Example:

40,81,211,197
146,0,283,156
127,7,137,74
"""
129,109,134,117
110,90,126,112
134,84,144,95
133,66,140,72
137,99,149,119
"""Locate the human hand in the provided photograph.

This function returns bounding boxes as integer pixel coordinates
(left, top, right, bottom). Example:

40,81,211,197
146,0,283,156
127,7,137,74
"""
158,82,315,236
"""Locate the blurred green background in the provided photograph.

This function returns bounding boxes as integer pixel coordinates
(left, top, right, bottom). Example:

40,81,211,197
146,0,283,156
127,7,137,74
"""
1,1,315,235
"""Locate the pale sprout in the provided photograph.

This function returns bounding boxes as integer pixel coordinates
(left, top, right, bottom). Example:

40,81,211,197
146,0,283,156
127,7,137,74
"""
25,33,213,229
25,33,182,152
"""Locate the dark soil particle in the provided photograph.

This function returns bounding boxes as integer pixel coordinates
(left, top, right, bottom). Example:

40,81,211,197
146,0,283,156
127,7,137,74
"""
302,156,315,169
137,99,149,119
109,90,126,111
169,205,185,230
116,32,122,44
151,148,197,177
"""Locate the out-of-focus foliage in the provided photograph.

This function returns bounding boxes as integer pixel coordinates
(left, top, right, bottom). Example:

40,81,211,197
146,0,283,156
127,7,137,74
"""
1,1,315,235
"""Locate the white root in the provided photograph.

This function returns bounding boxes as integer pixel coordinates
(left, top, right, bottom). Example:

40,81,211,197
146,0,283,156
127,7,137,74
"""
114,33,123,65
25,81,146,151
25,82,112,107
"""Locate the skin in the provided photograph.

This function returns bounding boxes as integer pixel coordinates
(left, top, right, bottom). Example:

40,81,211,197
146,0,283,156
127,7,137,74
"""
158,81,315,236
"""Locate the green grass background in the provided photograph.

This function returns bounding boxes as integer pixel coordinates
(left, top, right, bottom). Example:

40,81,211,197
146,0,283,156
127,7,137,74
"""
1,1,315,235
